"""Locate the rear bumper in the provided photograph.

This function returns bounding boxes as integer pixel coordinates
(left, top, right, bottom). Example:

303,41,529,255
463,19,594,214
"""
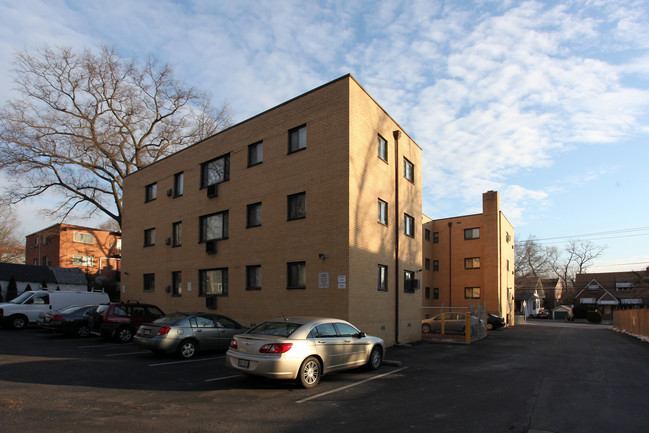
225,350,300,380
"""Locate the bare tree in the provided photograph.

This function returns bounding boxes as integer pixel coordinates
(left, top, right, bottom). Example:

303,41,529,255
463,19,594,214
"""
0,205,25,263
0,45,232,228
514,235,554,279
550,239,605,302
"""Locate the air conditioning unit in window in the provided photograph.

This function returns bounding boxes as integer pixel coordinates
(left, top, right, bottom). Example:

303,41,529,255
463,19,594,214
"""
205,239,217,254
205,295,217,309
166,189,173,197
165,237,171,245
207,183,218,198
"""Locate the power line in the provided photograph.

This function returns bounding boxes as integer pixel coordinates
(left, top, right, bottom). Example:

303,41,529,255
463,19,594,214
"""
515,226,649,244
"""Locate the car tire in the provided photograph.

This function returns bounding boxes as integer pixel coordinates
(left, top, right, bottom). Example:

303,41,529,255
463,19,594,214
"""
421,323,431,333
9,315,28,330
75,325,91,338
178,339,197,359
487,323,494,331
367,346,382,370
115,326,134,343
298,356,321,389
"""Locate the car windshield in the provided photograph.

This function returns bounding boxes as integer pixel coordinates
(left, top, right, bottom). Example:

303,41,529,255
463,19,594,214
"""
9,292,34,304
152,313,187,325
247,321,302,338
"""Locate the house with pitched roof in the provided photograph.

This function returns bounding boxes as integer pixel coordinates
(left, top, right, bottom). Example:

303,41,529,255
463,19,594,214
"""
574,270,649,320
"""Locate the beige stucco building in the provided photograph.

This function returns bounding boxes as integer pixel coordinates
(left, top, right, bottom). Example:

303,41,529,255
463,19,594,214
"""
122,75,422,345
422,191,515,324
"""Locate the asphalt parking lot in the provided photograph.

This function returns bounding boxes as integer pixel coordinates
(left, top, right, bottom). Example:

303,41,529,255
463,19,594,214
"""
1,321,649,433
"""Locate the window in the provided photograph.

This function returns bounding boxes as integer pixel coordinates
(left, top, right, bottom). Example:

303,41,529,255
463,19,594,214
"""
433,287,439,300
288,192,306,220
144,228,156,247
172,221,182,247
73,231,94,245
174,172,184,197
172,271,182,297
378,199,388,225
425,258,431,270
425,287,430,299
246,265,262,290
465,257,481,269
433,232,439,243
72,254,93,267
143,274,155,292
404,213,415,237
247,202,262,228
199,211,228,242
287,261,306,289
378,134,388,161
425,229,430,241
199,268,228,296
464,228,480,240
404,158,414,182
288,124,306,153
248,141,263,166
404,270,416,293
145,183,157,202
465,287,481,299
378,265,388,291
433,260,439,271
201,154,230,188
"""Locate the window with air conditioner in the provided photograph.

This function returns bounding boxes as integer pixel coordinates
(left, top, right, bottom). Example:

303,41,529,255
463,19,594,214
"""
199,268,228,296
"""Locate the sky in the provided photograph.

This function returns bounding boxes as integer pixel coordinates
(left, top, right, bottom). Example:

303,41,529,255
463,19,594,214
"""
0,0,648,273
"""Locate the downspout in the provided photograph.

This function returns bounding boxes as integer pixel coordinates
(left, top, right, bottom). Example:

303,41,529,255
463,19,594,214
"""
448,222,453,307
393,130,401,344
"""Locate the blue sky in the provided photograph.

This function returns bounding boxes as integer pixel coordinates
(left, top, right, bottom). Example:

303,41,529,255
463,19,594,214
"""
1,0,648,272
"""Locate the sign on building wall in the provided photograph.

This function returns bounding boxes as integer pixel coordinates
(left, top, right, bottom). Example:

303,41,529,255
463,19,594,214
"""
338,275,346,289
319,272,329,289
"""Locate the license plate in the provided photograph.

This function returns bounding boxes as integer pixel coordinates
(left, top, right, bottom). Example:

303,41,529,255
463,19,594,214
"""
238,359,250,368
144,329,150,335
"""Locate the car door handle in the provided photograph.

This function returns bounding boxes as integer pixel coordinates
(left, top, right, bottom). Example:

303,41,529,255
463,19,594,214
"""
317,340,327,344
344,339,351,343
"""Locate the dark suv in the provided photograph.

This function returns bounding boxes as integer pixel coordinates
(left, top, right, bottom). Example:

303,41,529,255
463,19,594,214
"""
90,302,165,342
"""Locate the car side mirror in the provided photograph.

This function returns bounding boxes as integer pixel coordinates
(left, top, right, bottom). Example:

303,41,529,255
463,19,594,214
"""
358,332,366,338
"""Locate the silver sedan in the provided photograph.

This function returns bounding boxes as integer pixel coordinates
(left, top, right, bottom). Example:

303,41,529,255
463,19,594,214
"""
134,312,246,359
225,317,385,388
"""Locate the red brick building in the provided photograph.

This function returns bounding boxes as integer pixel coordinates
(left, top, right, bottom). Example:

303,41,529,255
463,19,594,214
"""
25,224,121,280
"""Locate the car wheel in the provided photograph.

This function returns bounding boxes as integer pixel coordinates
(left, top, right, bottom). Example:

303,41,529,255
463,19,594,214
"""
178,339,197,359
367,346,382,370
298,356,321,389
487,323,494,331
75,325,91,338
115,326,134,343
421,323,431,333
10,315,27,330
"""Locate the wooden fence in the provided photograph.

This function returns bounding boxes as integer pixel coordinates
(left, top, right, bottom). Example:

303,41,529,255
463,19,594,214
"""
613,309,649,338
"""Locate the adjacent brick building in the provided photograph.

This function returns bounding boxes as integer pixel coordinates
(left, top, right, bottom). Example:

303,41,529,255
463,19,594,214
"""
121,75,423,345
421,191,515,325
25,224,121,280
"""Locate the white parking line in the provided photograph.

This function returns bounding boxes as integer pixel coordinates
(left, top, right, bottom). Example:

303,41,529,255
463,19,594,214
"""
78,343,125,349
148,356,224,367
105,351,145,357
295,367,408,404
205,374,242,382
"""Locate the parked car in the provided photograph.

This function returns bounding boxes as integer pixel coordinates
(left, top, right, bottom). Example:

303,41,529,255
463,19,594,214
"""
134,312,247,359
39,305,100,337
421,312,483,335
91,302,165,342
536,310,550,319
487,313,505,330
226,317,385,389
0,290,110,330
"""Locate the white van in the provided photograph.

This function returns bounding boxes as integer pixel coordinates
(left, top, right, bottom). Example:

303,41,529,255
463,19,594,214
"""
0,290,110,329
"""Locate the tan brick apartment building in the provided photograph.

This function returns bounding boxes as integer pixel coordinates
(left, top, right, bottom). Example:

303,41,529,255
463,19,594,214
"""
421,191,515,324
25,224,121,280
121,75,422,345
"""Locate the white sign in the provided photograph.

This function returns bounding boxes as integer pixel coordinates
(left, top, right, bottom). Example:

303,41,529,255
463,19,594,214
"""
187,282,192,292
319,272,329,289
338,275,347,289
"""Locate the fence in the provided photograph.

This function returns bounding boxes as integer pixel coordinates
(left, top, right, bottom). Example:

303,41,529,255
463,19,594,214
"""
421,305,487,343
613,308,649,338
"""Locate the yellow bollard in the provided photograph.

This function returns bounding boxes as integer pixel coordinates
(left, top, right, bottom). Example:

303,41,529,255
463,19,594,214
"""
465,313,471,343
441,313,445,335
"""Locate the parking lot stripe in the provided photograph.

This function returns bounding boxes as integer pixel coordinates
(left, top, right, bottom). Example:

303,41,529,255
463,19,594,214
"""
78,343,127,348
295,367,408,404
105,351,145,357
205,374,242,382
148,356,225,367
